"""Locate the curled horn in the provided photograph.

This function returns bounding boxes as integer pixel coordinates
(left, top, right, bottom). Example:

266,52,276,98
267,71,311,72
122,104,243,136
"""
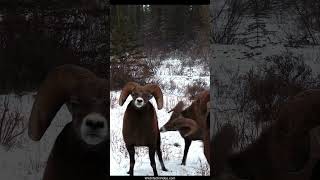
28,65,97,141
168,101,184,113
119,82,140,106
173,117,199,137
145,84,163,110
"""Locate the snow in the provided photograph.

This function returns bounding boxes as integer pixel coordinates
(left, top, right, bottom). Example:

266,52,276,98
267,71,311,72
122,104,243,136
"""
0,93,72,180
110,58,210,176
213,44,320,81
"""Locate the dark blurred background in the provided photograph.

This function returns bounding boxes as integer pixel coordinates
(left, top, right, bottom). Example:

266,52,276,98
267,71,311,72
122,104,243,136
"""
0,0,109,94
110,5,210,90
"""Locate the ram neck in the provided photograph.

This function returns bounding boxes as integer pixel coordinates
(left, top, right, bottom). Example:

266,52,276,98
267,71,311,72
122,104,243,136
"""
43,123,107,180
50,123,107,168
126,101,156,123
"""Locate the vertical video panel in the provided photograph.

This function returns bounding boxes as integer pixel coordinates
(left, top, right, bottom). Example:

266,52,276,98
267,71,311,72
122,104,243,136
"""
110,5,210,176
0,1,109,180
210,0,320,179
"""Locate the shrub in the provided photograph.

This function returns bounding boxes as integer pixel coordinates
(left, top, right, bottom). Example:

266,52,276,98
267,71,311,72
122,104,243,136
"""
186,79,208,100
242,51,316,124
168,80,177,92
110,57,155,90
0,97,25,150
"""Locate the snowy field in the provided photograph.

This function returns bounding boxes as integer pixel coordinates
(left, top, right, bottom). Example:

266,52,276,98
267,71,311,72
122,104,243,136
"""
0,93,71,180
212,43,320,149
213,45,320,75
110,58,210,176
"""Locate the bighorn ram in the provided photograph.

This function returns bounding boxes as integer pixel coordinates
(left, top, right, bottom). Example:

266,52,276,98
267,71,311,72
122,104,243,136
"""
160,90,209,165
119,82,168,176
212,89,320,180
28,65,108,180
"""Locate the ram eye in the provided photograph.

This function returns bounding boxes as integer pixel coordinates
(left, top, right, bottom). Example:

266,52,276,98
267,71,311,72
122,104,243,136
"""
147,94,153,99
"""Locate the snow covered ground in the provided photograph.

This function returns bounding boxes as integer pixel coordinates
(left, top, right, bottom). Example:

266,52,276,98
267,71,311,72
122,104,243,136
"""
212,43,320,149
0,93,71,180
212,44,320,102
110,58,210,176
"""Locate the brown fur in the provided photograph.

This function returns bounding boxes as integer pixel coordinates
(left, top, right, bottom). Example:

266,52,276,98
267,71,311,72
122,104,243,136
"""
160,90,210,165
213,89,320,180
122,101,159,146
43,124,107,180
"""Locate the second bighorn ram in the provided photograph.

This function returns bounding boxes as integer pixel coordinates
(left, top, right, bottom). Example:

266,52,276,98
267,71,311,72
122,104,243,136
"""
119,82,168,176
212,89,320,180
160,90,210,165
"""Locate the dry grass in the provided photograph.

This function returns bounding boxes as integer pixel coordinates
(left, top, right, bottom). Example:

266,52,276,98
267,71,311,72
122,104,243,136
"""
196,158,210,176
0,96,25,150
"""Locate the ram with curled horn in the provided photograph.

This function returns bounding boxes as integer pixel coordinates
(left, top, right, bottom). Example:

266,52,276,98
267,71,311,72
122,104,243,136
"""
212,89,320,180
160,90,210,165
119,81,168,176
28,64,108,180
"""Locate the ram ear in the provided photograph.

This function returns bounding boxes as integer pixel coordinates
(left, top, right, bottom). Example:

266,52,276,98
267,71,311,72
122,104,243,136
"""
168,101,184,113
145,84,163,110
197,90,210,114
119,82,140,106
28,65,97,141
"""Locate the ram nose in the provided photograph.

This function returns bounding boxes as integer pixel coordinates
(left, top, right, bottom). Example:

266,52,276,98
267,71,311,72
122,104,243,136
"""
81,113,108,145
85,119,105,130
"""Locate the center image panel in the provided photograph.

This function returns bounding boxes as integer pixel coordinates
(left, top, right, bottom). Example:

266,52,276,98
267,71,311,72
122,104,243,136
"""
110,5,210,176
